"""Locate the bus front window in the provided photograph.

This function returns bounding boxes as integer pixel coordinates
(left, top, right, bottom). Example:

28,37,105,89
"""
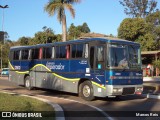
108,44,128,69
128,45,141,69
107,44,141,69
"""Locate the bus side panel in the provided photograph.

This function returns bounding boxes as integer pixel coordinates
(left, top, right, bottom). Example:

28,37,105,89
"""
70,60,89,73
61,79,78,93
31,60,43,88
67,59,90,93
20,60,32,71
9,61,25,85
92,84,107,97
33,66,62,90
30,60,70,91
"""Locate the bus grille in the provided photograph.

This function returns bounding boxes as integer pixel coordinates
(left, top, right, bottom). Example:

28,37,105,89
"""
122,87,135,95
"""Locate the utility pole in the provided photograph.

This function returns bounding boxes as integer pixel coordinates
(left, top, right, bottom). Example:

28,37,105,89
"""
0,5,9,76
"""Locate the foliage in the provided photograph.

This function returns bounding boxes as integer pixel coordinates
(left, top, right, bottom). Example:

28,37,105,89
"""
0,40,20,67
44,0,80,42
31,30,56,45
68,23,81,40
146,11,160,47
153,60,160,69
118,18,147,41
18,27,61,46
118,10,160,51
136,33,157,51
146,10,160,24
18,37,32,46
119,0,158,18
68,22,90,40
79,22,90,33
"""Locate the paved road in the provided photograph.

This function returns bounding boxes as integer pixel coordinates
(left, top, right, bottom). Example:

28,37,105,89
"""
0,77,160,120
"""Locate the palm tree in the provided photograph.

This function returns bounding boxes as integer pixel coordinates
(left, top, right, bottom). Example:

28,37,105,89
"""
44,0,80,42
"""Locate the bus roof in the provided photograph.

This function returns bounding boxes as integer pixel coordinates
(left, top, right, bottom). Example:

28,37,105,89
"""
10,37,140,50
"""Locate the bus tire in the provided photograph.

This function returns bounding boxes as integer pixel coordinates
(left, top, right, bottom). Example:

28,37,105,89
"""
25,76,32,90
79,81,95,101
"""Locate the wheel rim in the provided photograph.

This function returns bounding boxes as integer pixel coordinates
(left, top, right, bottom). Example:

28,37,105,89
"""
25,80,30,88
83,85,91,97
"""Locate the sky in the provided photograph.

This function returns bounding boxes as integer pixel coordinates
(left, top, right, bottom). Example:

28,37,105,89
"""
0,0,160,41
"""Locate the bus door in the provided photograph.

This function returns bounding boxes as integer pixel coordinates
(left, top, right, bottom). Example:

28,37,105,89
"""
10,50,21,82
89,44,105,86
30,48,42,87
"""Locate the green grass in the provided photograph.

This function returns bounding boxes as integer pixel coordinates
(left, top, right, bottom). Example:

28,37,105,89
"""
0,92,55,120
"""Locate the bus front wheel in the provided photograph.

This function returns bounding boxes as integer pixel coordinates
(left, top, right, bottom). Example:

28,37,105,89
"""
25,76,32,90
79,81,95,101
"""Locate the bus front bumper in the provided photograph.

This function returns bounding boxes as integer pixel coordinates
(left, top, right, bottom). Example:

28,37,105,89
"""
106,85,143,96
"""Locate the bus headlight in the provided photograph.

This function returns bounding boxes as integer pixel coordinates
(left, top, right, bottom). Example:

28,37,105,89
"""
135,87,143,95
136,87,143,91
113,88,123,93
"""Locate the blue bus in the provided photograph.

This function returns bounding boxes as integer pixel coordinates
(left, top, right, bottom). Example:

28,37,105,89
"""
8,38,143,101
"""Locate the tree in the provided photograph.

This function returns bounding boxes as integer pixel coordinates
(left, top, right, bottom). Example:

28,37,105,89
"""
18,37,31,45
44,0,81,42
79,22,90,33
31,27,57,45
146,10,160,24
119,0,157,18
136,33,157,51
146,10,160,49
68,23,81,40
68,22,90,40
118,18,147,41
153,60,160,69
118,11,160,51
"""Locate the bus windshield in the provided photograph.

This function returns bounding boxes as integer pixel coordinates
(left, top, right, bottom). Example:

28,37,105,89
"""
108,43,141,69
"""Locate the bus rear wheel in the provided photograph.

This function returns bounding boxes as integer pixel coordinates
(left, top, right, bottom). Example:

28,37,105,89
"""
79,81,95,101
25,76,32,90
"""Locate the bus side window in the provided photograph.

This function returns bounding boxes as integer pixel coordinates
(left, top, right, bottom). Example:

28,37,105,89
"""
31,49,34,59
60,46,66,58
13,50,20,60
46,47,52,59
32,48,39,59
43,48,46,59
55,46,66,59
72,44,76,58
55,46,60,58
22,49,29,60
90,47,94,69
72,44,84,58
9,51,14,60
43,47,52,59
76,44,83,58
96,46,104,69
66,45,70,59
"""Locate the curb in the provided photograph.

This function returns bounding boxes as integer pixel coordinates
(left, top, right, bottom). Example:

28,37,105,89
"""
142,93,160,99
0,90,65,120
